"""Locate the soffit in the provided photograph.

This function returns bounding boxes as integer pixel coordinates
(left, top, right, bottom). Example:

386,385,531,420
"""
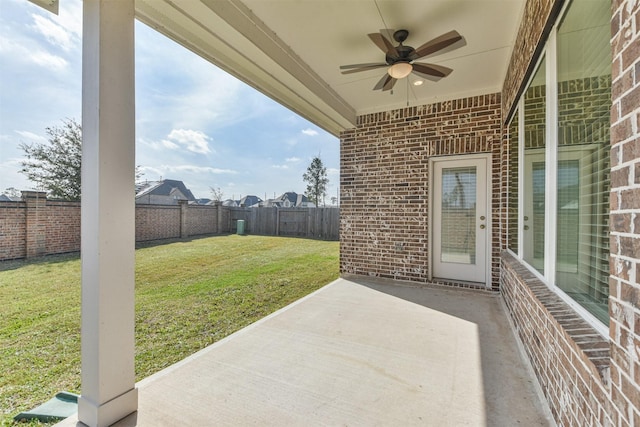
135,0,525,136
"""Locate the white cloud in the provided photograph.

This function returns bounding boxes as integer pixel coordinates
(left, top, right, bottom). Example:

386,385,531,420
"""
15,130,47,142
148,129,213,154
143,164,237,175
0,37,67,71
30,50,68,70
272,164,289,169
167,129,211,154
161,139,179,150
301,128,319,136
31,14,75,51
285,157,301,163
169,165,236,174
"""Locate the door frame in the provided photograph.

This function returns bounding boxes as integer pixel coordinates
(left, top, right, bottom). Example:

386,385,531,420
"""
429,153,492,287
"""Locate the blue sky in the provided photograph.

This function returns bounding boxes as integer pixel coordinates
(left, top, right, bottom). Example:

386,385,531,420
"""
0,0,340,203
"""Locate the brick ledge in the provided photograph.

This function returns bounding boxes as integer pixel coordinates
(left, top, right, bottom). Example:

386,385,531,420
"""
501,251,611,386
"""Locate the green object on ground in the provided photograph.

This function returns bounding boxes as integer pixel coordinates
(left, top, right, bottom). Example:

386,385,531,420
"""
237,219,245,235
13,391,78,422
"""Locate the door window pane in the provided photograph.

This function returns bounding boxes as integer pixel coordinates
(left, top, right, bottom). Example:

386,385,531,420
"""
440,167,476,265
556,0,610,323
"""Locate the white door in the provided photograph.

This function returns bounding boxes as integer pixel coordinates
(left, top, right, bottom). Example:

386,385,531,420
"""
432,156,489,284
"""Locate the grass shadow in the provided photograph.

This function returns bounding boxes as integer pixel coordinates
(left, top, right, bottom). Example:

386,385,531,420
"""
0,252,80,272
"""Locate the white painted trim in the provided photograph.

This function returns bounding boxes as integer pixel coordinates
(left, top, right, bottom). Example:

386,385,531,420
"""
517,97,525,259
508,1,611,337
430,154,492,288
79,0,138,425
545,29,558,286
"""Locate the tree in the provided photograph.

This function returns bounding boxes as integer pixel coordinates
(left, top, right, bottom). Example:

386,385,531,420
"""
19,119,82,200
19,119,144,200
303,156,328,207
210,186,224,202
3,187,21,198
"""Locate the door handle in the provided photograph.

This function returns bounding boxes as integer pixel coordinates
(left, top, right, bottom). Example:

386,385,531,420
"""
480,224,485,229
524,225,529,230
480,216,485,220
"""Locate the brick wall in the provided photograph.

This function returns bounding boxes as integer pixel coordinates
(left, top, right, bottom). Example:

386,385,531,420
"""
497,0,640,425
46,201,81,255
502,253,615,425
0,201,26,260
340,94,502,289
0,196,228,261
610,0,640,423
185,205,217,236
502,0,561,119
135,205,182,242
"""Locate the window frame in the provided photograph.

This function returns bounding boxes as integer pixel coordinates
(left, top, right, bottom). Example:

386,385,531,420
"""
506,1,609,337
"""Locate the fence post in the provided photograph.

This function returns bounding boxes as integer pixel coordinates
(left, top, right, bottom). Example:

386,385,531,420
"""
179,200,188,238
22,191,48,258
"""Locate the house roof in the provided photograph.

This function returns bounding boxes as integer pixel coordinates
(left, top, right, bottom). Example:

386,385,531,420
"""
135,0,526,136
239,195,262,207
277,192,308,205
135,179,197,201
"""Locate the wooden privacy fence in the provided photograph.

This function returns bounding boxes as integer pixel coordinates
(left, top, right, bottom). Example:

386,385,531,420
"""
229,207,339,240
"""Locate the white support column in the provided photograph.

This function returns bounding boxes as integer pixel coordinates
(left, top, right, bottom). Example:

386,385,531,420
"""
79,1,137,426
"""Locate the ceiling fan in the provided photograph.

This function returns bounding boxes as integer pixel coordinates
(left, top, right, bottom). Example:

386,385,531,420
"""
340,29,464,91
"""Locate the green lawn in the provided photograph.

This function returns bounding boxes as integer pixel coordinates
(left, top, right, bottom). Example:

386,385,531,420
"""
0,235,339,425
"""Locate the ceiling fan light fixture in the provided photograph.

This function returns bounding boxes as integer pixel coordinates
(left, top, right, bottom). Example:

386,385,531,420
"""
388,62,412,79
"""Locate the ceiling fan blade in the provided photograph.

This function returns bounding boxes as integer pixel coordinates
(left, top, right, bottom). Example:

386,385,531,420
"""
373,74,392,91
340,63,388,75
383,75,397,91
340,62,388,70
413,30,464,59
373,74,397,91
412,63,453,79
341,64,389,75
368,32,399,57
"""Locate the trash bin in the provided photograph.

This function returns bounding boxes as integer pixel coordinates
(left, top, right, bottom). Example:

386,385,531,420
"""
237,219,245,235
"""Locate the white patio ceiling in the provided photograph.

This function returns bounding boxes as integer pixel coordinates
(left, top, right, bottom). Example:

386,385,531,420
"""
135,0,526,136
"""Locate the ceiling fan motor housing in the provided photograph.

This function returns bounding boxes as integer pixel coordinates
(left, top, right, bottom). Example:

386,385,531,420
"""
386,45,416,65
393,29,409,43
385,29,417,64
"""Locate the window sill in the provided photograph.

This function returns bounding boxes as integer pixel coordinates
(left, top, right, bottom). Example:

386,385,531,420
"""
501,251,610,386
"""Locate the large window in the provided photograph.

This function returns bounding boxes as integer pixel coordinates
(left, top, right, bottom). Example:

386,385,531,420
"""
523,58,546,274
555,0,611,324
508,0,611,326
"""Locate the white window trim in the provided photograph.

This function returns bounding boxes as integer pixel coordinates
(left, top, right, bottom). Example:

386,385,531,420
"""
508,6,610,338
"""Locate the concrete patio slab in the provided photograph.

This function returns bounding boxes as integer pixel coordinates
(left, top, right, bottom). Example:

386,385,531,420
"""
58,277,553,426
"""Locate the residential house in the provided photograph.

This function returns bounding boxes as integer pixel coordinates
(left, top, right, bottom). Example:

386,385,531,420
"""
238,195,262,207
254,192,315,208
49,0,640,426
220,199,239,207
135,179,196,205
0,194,21,202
